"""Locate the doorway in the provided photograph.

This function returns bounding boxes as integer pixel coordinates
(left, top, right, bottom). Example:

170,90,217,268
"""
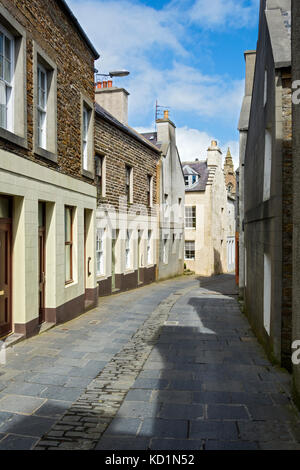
111,229,118,291
38,202,46,324
0,196,12,337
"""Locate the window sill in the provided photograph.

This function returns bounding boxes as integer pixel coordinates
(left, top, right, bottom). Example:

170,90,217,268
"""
35,146,58,164
124,269,134,274
0,127,28,149
82,168,94,180
96,274,107,281
65,280,77,288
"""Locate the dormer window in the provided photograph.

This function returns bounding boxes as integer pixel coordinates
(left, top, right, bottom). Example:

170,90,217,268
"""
184,173,200,188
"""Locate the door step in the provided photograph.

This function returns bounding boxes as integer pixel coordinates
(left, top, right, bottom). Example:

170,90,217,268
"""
37,322,55,335
1,333,24,349
112,288,121,294
84,300,95,312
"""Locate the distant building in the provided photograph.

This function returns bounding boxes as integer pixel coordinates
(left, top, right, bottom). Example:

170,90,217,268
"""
242,0,292,370
143,111,185,280
238,50,256,296
183,141,229,276
94,84,161,295
224,148,236,196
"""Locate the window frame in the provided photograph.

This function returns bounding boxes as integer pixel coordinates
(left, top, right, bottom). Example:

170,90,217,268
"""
125,165,133,204
37,62,47,149
147,174,153,207
185,241,195,260
65,206,74,285
125,229,132,269
96,154,106,197
0,5,27,148
33,42,57,162
96,228,105,277
81,95,94,179
0,24,14,133
147,230,152,265
185,206,196,229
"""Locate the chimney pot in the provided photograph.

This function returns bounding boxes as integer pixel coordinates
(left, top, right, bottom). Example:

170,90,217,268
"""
108,80,113,88
211,140,217,147
96,82,102,89
164,110,169,120
103,81,108,88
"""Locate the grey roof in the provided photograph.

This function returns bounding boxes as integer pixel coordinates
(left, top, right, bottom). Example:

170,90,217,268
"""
95,104,161,154
142,132,162,150
57,0,99,59
265,0,291,68
182,161,209,192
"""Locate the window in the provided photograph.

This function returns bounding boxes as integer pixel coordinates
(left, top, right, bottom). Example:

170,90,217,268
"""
96,228,105,276
263,129,272,201
184,175,189,186
147,175,153,207
185,206,196,229
126,166,132,203
82,105,90,171
33,43,57,160
125,229,131,269
185,241,195,260
264,69,267,107
37,64,47,149
164,194,169,218
163,238,168,264
0,7,26,147
0,26,13,132
96,155,106,197
147,230,152,265
65,206,73,284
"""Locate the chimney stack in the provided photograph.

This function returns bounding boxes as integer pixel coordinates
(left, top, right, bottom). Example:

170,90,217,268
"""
207,140,222,167
156,109,176,146
95,86,129,125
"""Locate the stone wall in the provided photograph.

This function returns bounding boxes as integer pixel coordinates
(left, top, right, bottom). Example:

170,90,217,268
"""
0,0,96,184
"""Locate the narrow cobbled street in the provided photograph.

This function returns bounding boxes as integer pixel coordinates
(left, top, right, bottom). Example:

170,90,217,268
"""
0,275,299,450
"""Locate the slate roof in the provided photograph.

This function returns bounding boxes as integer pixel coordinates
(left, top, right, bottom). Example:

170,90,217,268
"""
56,0,99,59
95,104,161,154
142,132,162,150
182,161,209,192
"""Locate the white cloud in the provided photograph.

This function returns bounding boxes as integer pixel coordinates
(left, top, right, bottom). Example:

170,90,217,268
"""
189,0,260,29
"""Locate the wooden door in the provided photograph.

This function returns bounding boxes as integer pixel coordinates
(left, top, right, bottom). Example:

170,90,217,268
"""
0,220,12,337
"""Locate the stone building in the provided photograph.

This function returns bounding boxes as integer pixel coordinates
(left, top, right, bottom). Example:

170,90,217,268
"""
292,0,300,404
0,0,99,340
224,148,236,196
142,112,185,281
94,84,161,295
243,0,292,369
237,50,256,296
183,141,229,276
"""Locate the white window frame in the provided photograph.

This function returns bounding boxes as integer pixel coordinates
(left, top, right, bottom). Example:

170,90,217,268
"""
0,24,14,133
37,63,47,149
185,206,196,229
185,241,195,260
83,105,89,171
96,228,105,276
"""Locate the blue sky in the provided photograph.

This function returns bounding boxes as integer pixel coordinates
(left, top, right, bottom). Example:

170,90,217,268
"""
68,0,260,166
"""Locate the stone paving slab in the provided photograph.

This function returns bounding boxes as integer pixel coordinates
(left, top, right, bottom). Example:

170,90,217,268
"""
1,275,300,450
